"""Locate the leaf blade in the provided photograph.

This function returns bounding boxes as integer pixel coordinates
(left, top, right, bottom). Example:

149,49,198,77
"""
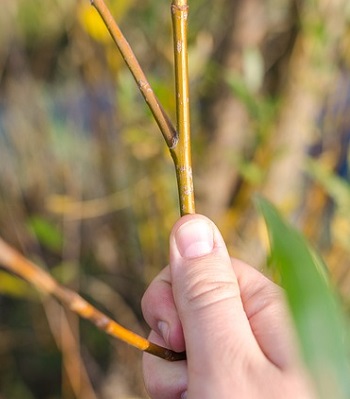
256,196,350,399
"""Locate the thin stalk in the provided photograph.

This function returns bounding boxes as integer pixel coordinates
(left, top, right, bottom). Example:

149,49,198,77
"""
0,237,185,362
90,0,178,148
170,0,195,215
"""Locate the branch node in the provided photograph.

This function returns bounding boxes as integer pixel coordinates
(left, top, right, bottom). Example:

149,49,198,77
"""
170,134,180,149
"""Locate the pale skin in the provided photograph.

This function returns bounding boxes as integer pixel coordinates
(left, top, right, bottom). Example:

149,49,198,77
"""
142,214,317,399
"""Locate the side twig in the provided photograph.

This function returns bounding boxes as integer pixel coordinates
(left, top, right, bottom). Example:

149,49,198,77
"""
90,0,178,149
0,237,185,362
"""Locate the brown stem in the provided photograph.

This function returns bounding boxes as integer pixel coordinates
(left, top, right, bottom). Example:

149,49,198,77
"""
0,237,185,362
170,0,195,215
90,0,178,148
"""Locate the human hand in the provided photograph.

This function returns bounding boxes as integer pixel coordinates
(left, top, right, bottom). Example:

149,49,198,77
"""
142,214,316,399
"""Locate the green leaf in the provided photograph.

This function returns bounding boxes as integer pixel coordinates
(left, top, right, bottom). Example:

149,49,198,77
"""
27,216,63,252
0,271,36,299
256,196,350,399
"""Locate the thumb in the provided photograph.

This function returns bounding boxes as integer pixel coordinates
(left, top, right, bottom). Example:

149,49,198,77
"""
170,214,260,373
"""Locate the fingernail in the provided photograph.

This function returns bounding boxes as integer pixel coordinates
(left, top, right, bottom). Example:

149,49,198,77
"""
175,219,214,259
158,321,169,344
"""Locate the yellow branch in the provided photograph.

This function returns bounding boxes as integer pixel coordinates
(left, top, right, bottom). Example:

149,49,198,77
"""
0,237,185,361
170,0,195,215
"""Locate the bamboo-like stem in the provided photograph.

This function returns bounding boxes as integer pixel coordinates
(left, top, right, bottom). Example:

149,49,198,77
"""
90,0,178,148
170,0,195,215
0,237,185,362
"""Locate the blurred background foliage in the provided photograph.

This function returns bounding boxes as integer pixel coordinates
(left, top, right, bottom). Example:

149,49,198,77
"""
0,0,349,398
